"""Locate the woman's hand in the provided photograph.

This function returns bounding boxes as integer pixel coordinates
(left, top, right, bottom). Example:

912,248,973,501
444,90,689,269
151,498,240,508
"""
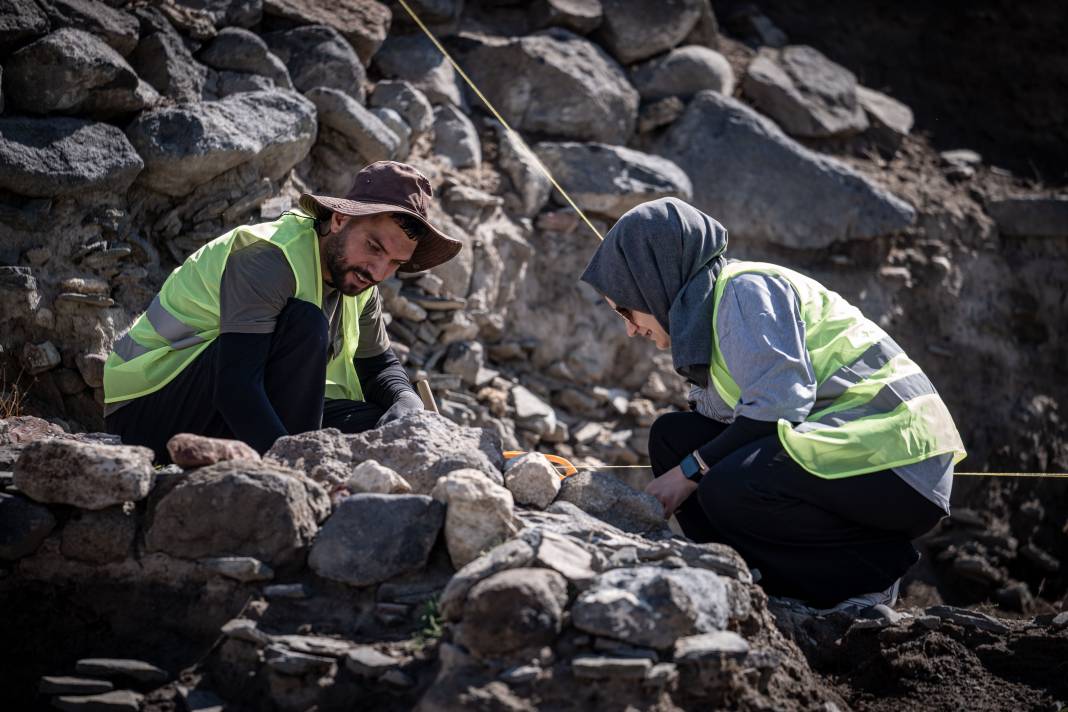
645,465,698,518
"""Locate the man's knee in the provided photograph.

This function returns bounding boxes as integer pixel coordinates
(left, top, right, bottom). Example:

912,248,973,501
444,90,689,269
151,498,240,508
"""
276,298,328,352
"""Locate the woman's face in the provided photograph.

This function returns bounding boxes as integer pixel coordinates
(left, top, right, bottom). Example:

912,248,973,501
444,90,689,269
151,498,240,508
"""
605,297,671,350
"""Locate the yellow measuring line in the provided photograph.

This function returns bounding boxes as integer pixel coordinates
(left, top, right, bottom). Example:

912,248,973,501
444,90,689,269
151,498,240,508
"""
396,0,604,242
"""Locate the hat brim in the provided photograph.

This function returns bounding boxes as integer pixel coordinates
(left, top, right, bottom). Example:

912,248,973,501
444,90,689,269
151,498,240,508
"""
299,193,462,273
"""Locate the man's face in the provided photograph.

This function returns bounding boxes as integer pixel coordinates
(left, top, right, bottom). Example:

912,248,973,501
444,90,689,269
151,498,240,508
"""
321,212,417,296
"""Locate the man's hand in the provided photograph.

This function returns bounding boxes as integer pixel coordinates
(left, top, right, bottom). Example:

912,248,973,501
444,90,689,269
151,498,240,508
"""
645,465,698,518
376,391,425,427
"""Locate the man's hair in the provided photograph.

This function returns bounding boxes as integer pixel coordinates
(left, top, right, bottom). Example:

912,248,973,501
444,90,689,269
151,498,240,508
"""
389,212,428,242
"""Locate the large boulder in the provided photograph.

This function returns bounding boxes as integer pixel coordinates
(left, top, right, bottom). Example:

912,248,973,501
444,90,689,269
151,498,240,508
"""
0,493,56,560
14,440,155,510
128,25,208,103
463,29,638,144
742,45,869,139
571,566,730,649
373,33,464,107
40,0,140,56
4,28,157,117
126,89,317,197
267,417,505,495
198,27,293,90
0,117,144,197
0,0,49,54
655,91,916,248
597,0,703,64
262,0,389,64
454,568,569,660
557,470,669,536
264,25,366,101
308,494,443,586
629,45,734,100
145,459,329,569
534,142,692,219
432,469,518,569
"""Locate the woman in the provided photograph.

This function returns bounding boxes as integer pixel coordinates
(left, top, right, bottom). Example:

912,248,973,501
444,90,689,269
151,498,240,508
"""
581,198,966,613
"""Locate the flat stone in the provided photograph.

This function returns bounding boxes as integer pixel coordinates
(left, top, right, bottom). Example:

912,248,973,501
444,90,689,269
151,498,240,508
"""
167,433,260,468
0,492,55,559
201,556,275,582
987,196,1068,238
529,529,597,587
265,645,335,676
39,676,113,695
14,440,154,510
571,655,652,679
345,646,398,677
75,658,167,683
220,618,272,647
53,690,143,711
264,583,310,599
926,605,1010,634
673,631,749,660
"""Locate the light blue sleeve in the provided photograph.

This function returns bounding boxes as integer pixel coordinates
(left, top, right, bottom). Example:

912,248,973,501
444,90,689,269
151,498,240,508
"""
716,272,816,422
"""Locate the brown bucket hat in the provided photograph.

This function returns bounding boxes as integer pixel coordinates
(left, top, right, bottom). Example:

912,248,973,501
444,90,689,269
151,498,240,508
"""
299,161,462,273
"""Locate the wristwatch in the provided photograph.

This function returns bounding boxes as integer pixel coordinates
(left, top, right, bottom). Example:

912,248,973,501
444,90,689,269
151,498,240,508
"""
679,450,709,483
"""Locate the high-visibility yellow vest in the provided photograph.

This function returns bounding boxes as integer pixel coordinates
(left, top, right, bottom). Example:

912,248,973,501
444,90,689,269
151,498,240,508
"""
709,261,966,478
104,211,373,405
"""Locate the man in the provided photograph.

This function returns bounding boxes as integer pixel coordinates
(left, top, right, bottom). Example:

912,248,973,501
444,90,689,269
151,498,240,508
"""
103,161,461,461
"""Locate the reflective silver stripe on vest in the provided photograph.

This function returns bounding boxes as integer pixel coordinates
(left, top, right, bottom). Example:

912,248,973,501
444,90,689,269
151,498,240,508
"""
146,295,204,349
112,333,150,362
798,371,937,432
813,338,904,409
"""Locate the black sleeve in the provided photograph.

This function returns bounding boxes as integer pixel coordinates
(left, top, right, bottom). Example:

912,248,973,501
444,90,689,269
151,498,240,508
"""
696,415,782,469
213,332,288,453
354,346,417,409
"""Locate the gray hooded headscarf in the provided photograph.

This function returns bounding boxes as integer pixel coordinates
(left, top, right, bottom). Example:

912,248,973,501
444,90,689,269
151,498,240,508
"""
580,198,728,383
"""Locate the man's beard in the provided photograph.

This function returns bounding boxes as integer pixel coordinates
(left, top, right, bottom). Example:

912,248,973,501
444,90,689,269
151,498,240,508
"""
324,234,374,296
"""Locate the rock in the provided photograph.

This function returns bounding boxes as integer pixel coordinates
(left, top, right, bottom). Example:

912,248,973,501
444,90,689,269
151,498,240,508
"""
630,45,734,100
529,0,603,33
572,566,730,649
534,141,692,219
1052,611,1068,630
0,117,143,198
673,630,749,661
0,493,55,559
463,29,638,144
987,196,1068,238
5,28,156,117
345,646,398,677
306,85,400,162
265,645,335,676
743,45,868,138
145,459,329,569
166,433,261,468
637,96,685,133
75,658,167,683
14,440,154,510
198,27,293,90
60,506,136,563
941,149,982,168
440,538,537,621
0,0,48,54
572,655,652,679
656,91,915,248
175,0,263,28
262,0,390,64
42,0,140,56
201,556,275,582
926,605,1010,634
504,453,561,509
346,412,504,493
496,126,552,218
372,107,411,159
373,33,464,107
39,677,114,695
75,353,107,389
129,26,208,104
597,0,703,64
346,459,412,495
433,469,518,569
126,89,317,197
857,85,914,152
455,568,568,660
264,25,366,102
443,341,485,386
370,80,434,136
433,103,482,169
20,340,61,375
557,471,667,535
265,428,358,488
308,494,444,586
511,385,557,437
53,690,144,712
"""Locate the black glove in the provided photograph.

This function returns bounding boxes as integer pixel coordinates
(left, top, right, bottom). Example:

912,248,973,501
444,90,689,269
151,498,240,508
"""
376,391,425,427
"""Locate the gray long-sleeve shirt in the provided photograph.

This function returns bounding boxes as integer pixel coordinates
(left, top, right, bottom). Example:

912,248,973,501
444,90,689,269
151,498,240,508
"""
689,272,952,512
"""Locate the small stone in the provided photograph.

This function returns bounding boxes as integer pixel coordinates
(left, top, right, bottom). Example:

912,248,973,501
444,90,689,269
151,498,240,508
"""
221,618,272,647
500,664,540,684
572,655,652,679
265,645,335,676
21,341,60,374
166,433,260,468
673,631,749,660
74,658,167,684
504,453,561,509
52,690,143,711
201,556,275,582
346,460,411,495
511,385,557,437
926,605,1010,634
644,662,678,686
264,583,310,600
345,646,398,677
1051,611,1068,630
39,677,113,695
